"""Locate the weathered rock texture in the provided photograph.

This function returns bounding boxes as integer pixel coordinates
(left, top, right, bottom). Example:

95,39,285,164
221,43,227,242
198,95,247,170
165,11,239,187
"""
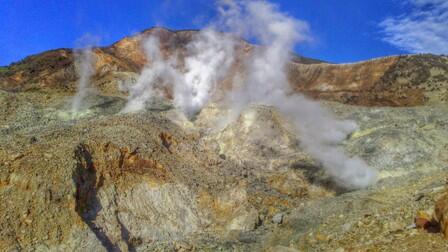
0,28,448,251
291,55,448,106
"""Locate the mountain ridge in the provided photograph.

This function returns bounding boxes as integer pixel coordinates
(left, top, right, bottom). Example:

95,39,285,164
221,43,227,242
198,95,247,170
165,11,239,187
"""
0,27,447,107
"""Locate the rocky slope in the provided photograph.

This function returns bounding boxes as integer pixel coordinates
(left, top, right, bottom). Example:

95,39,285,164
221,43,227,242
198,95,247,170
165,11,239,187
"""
291,54,448,106
0,28,448,251
2,28,447,106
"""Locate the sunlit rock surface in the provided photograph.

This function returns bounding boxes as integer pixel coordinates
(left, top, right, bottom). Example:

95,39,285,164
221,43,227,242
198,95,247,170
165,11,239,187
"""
0,28,448,251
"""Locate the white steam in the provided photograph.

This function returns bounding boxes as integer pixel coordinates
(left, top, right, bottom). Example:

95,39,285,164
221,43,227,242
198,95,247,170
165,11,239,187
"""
121,36,179,113
122,29,235,117
122,0,378,189
218,0,378,189
174,29,235,118
71,37,97,114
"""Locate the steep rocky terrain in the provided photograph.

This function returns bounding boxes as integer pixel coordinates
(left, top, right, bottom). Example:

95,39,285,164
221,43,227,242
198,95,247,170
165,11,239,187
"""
0,28,448,251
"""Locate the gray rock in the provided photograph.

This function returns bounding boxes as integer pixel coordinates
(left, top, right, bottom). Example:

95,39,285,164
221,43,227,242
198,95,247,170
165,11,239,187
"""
272,213,284,224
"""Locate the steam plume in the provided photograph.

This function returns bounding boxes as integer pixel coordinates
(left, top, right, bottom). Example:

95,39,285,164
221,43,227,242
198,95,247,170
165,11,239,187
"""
121,36,180,113
122,0,378,189
122,29,235,118
71,35,98,113
219,0,377,189
174,29,235,118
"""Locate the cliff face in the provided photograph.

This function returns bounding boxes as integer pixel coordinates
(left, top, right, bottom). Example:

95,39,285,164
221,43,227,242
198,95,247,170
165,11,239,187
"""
1,28,448,251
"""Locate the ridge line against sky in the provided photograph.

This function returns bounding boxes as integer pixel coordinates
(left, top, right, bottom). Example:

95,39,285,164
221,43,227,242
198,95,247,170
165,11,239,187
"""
0,0,447,66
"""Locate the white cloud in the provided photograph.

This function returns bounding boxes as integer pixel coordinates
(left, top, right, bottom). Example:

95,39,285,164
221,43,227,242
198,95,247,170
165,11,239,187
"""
379,0,448,54
411,0,448,7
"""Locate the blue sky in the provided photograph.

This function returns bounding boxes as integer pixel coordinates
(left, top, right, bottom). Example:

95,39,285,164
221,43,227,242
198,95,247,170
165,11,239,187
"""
0,0,446,66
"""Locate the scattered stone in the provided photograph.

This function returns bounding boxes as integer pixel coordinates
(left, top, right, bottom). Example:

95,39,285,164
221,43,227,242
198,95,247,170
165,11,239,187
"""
174,241,193,252
415,210,432,229
315,233,329,242
405,223,416,230
160,132,177,152
9,153,24,161
272,213,284,224
414,210,440,234
342,223,352,232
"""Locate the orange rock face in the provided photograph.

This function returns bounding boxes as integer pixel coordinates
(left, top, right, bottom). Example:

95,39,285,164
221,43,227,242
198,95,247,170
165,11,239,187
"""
435,192,448,238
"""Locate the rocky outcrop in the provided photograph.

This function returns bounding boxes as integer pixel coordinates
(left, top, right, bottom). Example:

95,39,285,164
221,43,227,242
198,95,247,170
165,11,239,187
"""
1,28,448,251
0,90,322,250
1,87,448,250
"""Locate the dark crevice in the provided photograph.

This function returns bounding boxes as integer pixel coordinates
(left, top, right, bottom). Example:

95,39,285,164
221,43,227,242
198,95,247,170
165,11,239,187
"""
73,144,121,252
118,217,136,252
291,161,349,195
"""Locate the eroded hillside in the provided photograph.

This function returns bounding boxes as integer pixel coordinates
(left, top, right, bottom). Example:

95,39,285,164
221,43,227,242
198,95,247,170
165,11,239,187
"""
0,28,448,251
